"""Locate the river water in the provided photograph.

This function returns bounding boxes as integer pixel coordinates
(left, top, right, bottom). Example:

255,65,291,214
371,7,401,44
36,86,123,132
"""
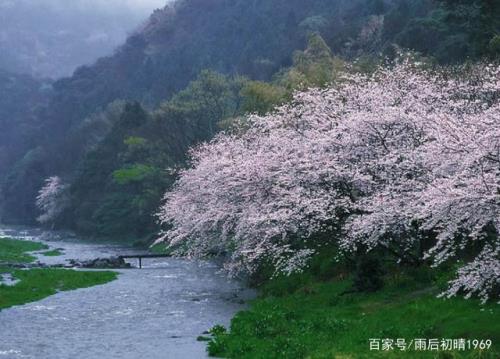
0,226,253,359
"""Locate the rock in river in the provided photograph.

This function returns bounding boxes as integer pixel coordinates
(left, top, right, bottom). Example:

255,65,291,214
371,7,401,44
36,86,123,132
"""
68,256,131,269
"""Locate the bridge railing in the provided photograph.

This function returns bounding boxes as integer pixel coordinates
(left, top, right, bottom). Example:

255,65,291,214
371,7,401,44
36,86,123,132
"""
118,254,171,269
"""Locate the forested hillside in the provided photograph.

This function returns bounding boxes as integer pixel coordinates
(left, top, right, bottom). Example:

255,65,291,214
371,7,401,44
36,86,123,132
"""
0,71,51,173
0,70,53,222
1,0,498,240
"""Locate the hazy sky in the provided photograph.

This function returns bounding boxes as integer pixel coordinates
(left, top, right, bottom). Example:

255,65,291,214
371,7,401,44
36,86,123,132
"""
0,0,168,12
0,0,171,78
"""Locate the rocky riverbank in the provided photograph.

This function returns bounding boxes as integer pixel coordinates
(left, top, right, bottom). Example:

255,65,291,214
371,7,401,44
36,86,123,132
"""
1,256,132,269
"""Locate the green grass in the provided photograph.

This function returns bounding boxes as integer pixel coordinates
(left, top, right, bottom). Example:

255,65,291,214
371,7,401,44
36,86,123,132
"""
208,272,499,358
0,267,117,310
0,237,117,310
149,242,174,255
0,237,48,263
41,249,64,257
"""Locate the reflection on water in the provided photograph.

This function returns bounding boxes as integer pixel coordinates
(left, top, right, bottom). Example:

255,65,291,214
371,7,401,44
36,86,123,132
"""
0,226,253,359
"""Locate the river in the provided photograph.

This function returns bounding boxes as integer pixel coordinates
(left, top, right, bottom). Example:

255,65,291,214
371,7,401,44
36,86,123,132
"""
0,226,253,359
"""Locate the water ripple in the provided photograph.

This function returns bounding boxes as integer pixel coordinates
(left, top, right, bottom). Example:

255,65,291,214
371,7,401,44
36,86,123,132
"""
0,226,255,359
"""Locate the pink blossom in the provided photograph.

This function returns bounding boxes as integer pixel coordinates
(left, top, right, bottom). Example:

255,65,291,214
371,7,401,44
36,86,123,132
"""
158,61,499,300
36,176,69,225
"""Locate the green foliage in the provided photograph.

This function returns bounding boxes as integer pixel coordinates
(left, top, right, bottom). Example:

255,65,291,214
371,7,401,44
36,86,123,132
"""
160,70,245,136
0,70,50,184
394,0,500,62
70,103,159,238
197,336,212,342
75,101,127,155
208,274,499,358
0,237,48,263
124,136,147,147
149,242,176,256
280,33,347,90
240,81,287,115
210,325,228,336
113,164,155,185
353,255,385,293
69,71,247,240
1,146,49,224
235,33,348,121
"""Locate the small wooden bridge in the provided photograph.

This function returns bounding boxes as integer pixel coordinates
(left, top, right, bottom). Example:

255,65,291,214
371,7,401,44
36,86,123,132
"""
118,254,171,269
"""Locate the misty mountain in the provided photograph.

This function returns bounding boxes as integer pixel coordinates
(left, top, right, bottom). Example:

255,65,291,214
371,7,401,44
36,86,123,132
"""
0,0,391,226
0,0,498,232
0,0,167,78
0,69,51,173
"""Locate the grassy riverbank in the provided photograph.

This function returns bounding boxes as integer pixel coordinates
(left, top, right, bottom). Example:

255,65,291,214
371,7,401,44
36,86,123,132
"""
0,237,48,263
0,237,117,310
208,268,499,358
0,267,117,310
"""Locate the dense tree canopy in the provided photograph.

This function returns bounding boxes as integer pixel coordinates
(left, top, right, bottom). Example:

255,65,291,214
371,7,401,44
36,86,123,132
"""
67,71,247,239
1,0,498,241
158,61,499,301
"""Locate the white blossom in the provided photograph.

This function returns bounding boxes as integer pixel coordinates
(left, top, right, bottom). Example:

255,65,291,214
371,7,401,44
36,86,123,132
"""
440,246,499,304
158,61,499,300
36,176,69,225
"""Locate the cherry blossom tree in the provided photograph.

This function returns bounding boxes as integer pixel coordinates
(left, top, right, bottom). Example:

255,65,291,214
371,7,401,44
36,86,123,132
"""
157,60,499,301
337,62,499,301
36,176,69,226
